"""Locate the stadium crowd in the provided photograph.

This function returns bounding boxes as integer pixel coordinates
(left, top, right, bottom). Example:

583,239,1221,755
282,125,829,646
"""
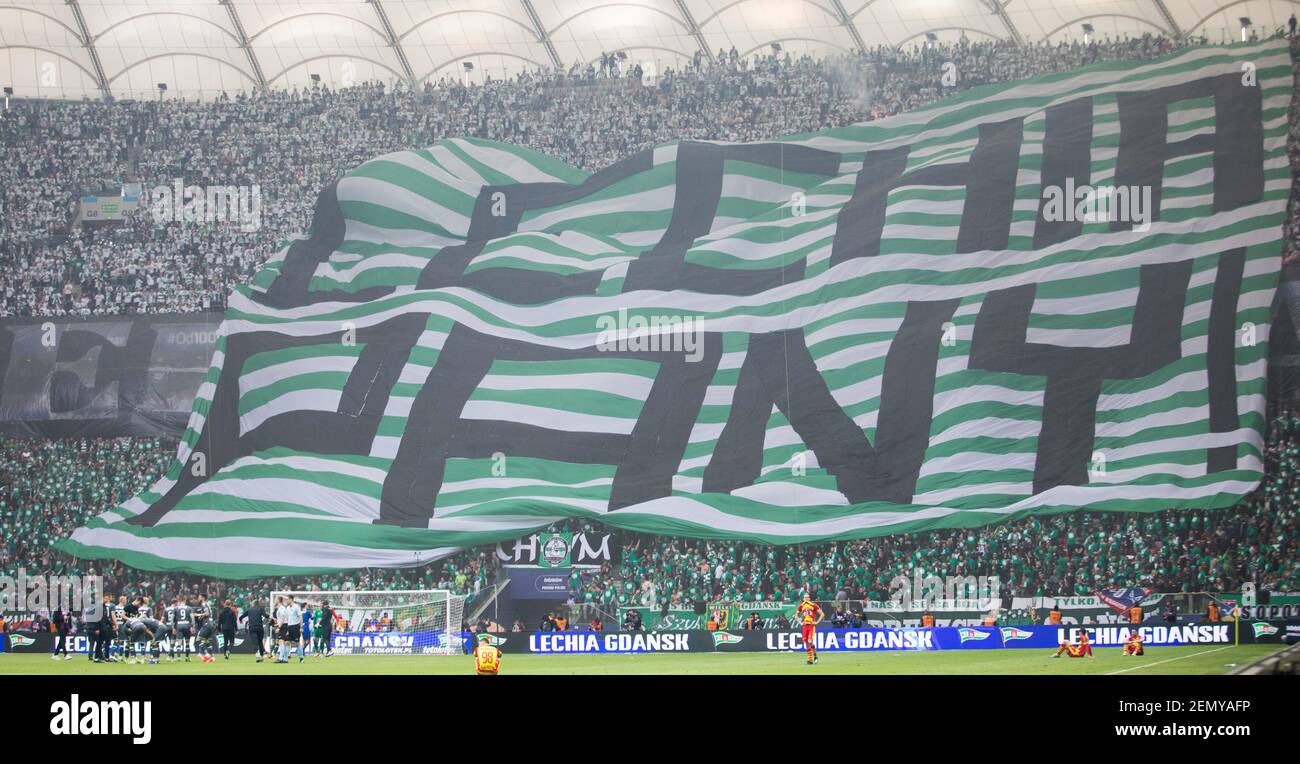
1,33,1226,317
2,32,1299,623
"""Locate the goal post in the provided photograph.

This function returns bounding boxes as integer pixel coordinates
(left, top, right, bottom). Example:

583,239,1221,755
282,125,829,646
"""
270,590,467,655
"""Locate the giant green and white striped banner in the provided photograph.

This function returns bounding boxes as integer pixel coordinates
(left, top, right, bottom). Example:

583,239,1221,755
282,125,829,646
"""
60,41,1292,577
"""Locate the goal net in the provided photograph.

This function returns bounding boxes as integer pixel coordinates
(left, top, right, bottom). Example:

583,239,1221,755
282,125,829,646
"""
270,590,467,655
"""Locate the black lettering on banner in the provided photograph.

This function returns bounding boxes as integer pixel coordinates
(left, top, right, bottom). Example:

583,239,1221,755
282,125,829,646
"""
258,184,396,308
128,313,428,527
1206,248,1246,472
968,259,1194,494
1112,73,1264,230
416,151,653,304
703,299,959,504
831,117,1023,265
1034,97,1095,248
621,141,842,295
261,152,653,309
377,324,722,528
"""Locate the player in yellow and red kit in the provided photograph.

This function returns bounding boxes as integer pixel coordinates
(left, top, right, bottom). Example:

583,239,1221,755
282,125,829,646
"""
794,593,824,665
473,634,502,675
1052,629,1094,658
1121,631,1145,656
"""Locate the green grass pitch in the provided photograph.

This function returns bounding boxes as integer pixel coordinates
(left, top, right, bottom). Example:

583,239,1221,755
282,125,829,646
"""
0,644,1283,675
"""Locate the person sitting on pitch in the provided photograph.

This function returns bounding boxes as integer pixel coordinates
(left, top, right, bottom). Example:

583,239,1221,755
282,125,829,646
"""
1052,630,1093,658
1122,631,1145,656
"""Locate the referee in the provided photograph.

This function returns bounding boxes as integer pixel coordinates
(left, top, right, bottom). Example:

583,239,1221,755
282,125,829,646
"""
276,596,303,663
273,596,288,663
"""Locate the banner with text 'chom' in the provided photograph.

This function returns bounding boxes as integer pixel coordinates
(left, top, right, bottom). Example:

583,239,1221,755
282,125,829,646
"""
60,41,1292,577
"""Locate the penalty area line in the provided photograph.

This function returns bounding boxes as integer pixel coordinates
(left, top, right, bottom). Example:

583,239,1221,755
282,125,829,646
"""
1103,645,1233,675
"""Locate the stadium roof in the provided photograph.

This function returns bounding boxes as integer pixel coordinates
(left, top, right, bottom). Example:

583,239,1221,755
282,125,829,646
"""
1,0,1297,100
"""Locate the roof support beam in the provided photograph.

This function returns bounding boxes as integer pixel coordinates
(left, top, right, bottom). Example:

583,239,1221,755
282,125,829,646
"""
367,0,417,88
219,0,267,91
828,0,867,54
1149,0,1184,38
65,0,110,99
518,0,562,69
983,0,1024,45
671,0,712,58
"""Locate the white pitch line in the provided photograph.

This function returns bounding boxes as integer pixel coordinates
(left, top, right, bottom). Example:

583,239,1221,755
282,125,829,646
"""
1104,645,1233,675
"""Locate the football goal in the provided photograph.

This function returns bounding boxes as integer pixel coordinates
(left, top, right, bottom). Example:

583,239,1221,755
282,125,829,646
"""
270,590,467,655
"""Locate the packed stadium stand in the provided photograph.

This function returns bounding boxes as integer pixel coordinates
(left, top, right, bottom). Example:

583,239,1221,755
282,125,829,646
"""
2,1,1299,632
